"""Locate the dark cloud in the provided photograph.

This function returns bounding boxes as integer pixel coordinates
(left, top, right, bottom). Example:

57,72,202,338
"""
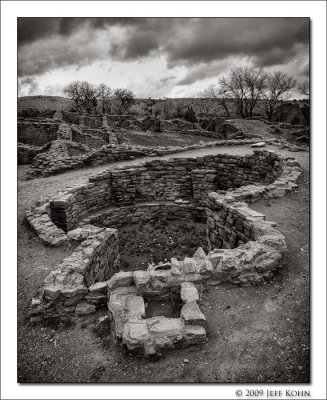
164,18,309,68
18,17,309,82
17,17,147,47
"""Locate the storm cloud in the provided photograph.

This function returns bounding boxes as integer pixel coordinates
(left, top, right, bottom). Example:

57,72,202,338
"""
18,17,309,97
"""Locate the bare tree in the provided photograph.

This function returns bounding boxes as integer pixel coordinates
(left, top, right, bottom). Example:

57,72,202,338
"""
79,81,97,114
96,83,113,114
201,84,230,117
63,81,83,112
243,67,266,117
259,71,297,121
219,67,266,118
298,80,309,97
113,88,135,113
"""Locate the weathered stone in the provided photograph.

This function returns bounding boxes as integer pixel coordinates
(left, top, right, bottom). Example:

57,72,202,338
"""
180,282,199,303
181,302,206,327
193,247,206,260
125,295,145,320
134,270,151,293
43,285,62,300
107,271,134,291
184,325,206,344
182,258,196,274
60,285,88,299
147,316,184,337
88,281,108,295
251,142,266,148
75,302,96,315
122,320,152,351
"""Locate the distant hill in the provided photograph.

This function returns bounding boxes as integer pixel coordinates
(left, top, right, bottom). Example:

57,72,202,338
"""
18,96,74,111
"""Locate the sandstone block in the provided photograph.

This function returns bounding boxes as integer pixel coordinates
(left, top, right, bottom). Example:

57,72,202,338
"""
184,325,206,344
182,258,196,274
107,271,134,291
125,295,145,320
147,316,183,337
88,281,108,295
122,320,152,351
193,247,206,260
75,302,96,316
180,282,199,303
181,302,206,327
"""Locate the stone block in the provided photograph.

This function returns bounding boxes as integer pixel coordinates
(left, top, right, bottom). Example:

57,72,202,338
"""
60,285,88,299
43,285,62,300
193,247,206,260
122,320,152,351
75,302,96,316
88,281,108,295
107,271,134,291
134,270,151,293
184,325,206,344
181,302,206,327
147,317,184,338
126,295,145,320
180,282,199,303
182,258,196,274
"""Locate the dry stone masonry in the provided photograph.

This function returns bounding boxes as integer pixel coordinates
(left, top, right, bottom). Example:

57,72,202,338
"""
27,149,302,356
18,108,265,178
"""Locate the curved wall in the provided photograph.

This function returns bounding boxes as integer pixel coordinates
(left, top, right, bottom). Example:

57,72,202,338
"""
50,150,283,232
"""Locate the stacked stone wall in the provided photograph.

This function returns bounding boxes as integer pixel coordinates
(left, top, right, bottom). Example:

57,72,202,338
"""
18,121,59,146
29,227,120,322
80,203,206,229
48,151,283,231
18,143,46,164
50,177,114,231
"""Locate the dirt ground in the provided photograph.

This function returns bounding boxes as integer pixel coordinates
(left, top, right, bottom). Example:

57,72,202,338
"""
119,220,207,271
17,124,310,383
118,129,217,147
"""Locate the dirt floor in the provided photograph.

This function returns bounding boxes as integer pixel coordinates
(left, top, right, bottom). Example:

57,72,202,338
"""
117,129,217,147
119,220,207,271
17,125,310,383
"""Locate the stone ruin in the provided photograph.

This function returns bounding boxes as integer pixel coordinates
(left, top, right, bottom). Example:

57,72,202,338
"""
26,149,302,356
18,109,262,178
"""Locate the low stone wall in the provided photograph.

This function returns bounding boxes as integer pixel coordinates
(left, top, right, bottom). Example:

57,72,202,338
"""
25,198,68,246
27,150,302,342
29,140,91,177
71,126,107,148
47,150,283,231
29,227,120,322
206,192,286,251
18,143,46,164
108,280,206,355
18,120,59,146
26,138,262,178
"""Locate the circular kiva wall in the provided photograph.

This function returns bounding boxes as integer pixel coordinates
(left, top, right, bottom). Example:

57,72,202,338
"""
49,150,283,232
27,150,303,326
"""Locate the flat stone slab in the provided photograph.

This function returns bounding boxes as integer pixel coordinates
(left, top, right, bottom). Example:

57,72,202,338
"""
147,317,183,337
184,325,206,344
251,142,266,148
181,301,206,327
180,282,199,303
107,271,134,291
75,302,96,316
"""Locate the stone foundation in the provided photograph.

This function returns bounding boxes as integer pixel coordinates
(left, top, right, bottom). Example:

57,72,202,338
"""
27,149,302,356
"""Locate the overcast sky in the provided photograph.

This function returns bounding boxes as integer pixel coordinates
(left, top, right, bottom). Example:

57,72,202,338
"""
18,17,309,98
